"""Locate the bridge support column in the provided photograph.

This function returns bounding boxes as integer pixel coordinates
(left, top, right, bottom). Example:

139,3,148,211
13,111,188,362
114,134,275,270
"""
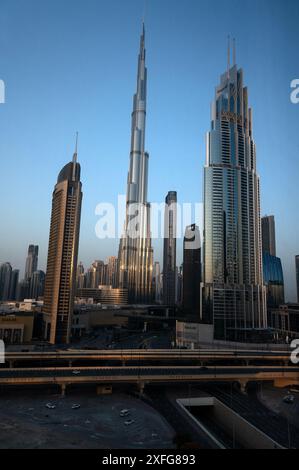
239,380,248,394
60,383,67,397
137,382,145,396
69,361,73,368
9,360,14,369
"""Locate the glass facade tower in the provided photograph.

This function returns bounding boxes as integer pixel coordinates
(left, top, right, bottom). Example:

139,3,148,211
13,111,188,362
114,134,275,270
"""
203,59,267,340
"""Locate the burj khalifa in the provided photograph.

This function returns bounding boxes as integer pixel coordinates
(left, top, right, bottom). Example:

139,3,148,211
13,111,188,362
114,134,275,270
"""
118,25,153,303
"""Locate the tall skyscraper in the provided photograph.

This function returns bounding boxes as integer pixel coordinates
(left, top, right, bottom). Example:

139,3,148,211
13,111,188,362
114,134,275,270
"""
24,245,39,281
263,252,284,308
183,225,201,317
0,262,12,301
90,260,106,288
43,139,83,344
163,191,177,306
118,25,153,303
261,215,284,309
153,261,162,304
262,215,276,257
16,279,30,301
29,270,45,299
296,255,299,303
76,262,85,290
9,269,19,301
106,257,118,288
203,47,267,340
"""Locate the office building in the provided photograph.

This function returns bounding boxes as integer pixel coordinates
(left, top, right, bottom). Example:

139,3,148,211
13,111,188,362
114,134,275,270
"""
296,255,299,303
203,45,267,340
24,245,39,281
262,216,276,257
0,263,12,301
43,138,83,344
163,191,177,306
29,270,45,299
263,252,285,308
183,224,201,317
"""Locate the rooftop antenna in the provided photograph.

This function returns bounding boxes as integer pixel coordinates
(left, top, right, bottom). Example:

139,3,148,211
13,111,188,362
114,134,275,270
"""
72,132,79,181
142,0,147,26
233,38,236,66
227,35,231,80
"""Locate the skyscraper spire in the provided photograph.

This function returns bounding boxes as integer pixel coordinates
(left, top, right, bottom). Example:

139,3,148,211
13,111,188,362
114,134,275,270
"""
73,132,78,163
227,35,231,79
233,38,236,66
72,132,79,181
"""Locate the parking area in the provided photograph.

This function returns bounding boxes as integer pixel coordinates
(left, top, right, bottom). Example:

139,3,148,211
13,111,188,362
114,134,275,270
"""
0,391,175,449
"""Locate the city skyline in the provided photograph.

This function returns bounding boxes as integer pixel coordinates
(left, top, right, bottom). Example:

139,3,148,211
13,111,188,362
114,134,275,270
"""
0,0,298,301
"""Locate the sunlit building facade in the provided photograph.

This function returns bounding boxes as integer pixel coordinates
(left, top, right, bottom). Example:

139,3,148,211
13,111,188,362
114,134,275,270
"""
43,142,82,344
203,58,267,340
118,25,153,303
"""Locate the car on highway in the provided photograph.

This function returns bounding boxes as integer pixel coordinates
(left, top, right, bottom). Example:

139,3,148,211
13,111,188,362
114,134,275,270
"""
72,370,81,375
72,404,81,410
45,403,56,410
124,419,135,426
283,395,295,404
120,409,130,417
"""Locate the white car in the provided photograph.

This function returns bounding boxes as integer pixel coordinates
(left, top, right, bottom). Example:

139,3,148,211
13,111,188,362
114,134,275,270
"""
72,404,81,410
120,409,130,417
124,419,135,426
45,403,56,410
72,370,81,375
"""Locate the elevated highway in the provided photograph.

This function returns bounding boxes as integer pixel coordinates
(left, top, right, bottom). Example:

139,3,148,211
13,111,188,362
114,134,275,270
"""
3,349,293,369
0,365,298,393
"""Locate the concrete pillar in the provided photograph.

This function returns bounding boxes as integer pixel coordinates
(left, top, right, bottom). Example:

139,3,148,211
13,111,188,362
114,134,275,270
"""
137,382,145,395
239,380,248,394
60,383,67,397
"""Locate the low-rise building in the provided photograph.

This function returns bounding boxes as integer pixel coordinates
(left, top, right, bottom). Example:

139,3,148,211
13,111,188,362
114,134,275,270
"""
0,311,34,344
269,304,299,339
76,286,128,305
176,321,214,349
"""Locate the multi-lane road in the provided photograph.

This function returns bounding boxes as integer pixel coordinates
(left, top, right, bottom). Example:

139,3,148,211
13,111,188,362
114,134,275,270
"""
3,348,294,368
1,349,298,391
0,365,298,390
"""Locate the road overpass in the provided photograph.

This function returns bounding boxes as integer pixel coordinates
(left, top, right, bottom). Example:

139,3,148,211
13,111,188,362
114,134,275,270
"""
0,365,298,394
3,349,294,369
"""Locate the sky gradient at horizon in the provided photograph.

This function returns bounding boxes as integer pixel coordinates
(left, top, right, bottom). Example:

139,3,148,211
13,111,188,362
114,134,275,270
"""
0,0,298,300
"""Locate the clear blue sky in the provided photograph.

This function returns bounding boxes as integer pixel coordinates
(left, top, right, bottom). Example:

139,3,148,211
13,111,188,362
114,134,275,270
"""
0,0,298,300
